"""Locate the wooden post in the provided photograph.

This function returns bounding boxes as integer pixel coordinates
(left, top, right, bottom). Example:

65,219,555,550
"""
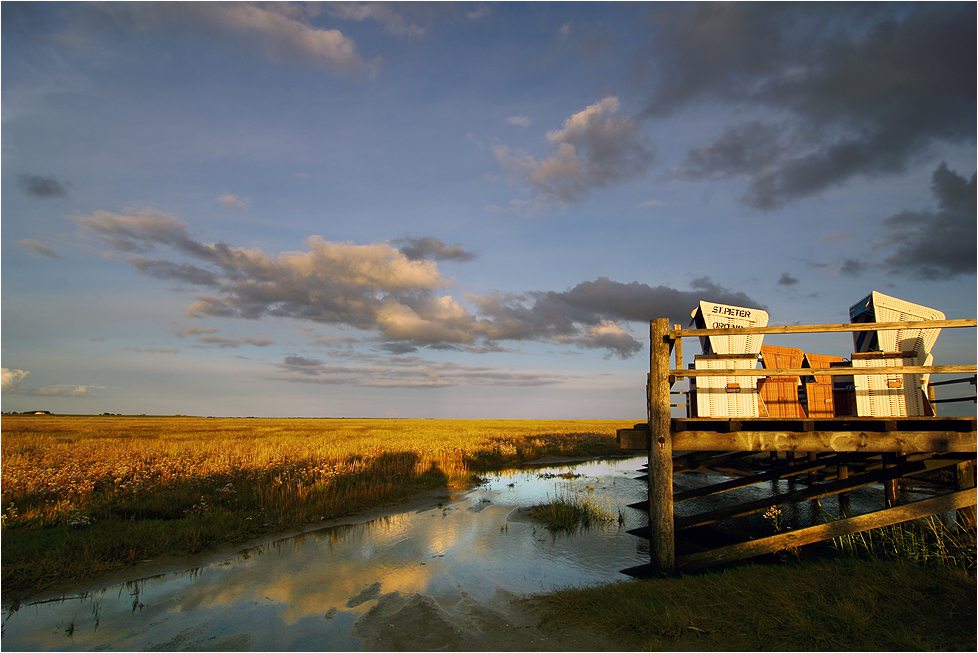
956,460,976,529
883,453,899,508
648,318,675,574
837,455,851,518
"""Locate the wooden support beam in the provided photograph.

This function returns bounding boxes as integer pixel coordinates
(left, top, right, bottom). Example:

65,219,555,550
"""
673,450,756,473
628,453,968,537
671,430,976,454
624,489,977,577
631,452,795,510
671,489,977,572
620,422,976,453
671,452,860,503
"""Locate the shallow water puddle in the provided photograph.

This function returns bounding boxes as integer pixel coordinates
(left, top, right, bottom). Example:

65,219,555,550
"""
1,457,652,651
0,455,917,651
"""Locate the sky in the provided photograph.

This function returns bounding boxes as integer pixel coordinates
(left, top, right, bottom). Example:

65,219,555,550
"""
2,1,975,419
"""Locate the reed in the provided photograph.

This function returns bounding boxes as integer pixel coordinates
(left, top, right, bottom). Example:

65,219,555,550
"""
1,415,631,595
528,483,617,533
830,515,976,571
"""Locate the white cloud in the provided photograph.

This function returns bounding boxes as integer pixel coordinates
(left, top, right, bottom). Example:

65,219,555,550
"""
216,194,249,210
31,385,105,397
73,3,380,78
2,368,30,393
1,368,103,396
494,97,654,211
506,115,532,128
75,209,763,358
325,2,426,37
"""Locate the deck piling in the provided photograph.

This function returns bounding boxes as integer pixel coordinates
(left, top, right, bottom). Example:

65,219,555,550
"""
647,318,675,574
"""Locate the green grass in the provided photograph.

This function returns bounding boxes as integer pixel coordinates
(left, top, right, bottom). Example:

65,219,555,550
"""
1,415,630,596
831,515,976,571
527,558,976,651
528,484,619,533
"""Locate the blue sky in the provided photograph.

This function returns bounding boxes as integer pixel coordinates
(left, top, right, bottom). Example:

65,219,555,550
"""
2,2,975,418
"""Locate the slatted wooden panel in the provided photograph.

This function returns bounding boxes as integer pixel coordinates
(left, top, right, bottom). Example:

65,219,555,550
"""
803,352,845,385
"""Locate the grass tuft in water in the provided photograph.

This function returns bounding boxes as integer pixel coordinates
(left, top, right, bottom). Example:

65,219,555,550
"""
528,485,615,533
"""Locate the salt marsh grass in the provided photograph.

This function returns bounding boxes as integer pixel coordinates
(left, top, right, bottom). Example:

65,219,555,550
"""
529,559,976,651
831,514,977,571
1,415,630,595
529,483,618,533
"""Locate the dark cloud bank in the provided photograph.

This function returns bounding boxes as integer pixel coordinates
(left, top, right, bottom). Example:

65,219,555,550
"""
878,163,977,280
643,2,976,210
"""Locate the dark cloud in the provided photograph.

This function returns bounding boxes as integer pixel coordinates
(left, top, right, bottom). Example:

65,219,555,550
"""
394,236,477,262
879,163,976,280
677,121,787,179
545,276,764,324
641,3,976,209
15,239,59,258
777,272,799,287
840,258,867,278
378,342,420,355
130,257,221,286
76,209,763,359
18,174,69,198
271,354,567,389
195,336,274,349
472,276,765,357
283,355,325,373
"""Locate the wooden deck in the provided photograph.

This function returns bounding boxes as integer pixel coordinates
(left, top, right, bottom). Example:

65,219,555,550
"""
619,317,977,576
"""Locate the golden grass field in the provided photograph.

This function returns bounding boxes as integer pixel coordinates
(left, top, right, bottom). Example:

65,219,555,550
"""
3,415,974,651
1,415,632,594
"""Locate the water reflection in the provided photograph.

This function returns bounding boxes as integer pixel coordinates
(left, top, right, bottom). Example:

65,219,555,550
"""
1,457,650,651
3,455,931,650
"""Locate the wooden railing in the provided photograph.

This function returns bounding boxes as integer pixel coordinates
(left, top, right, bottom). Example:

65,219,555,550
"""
666,318,977,381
